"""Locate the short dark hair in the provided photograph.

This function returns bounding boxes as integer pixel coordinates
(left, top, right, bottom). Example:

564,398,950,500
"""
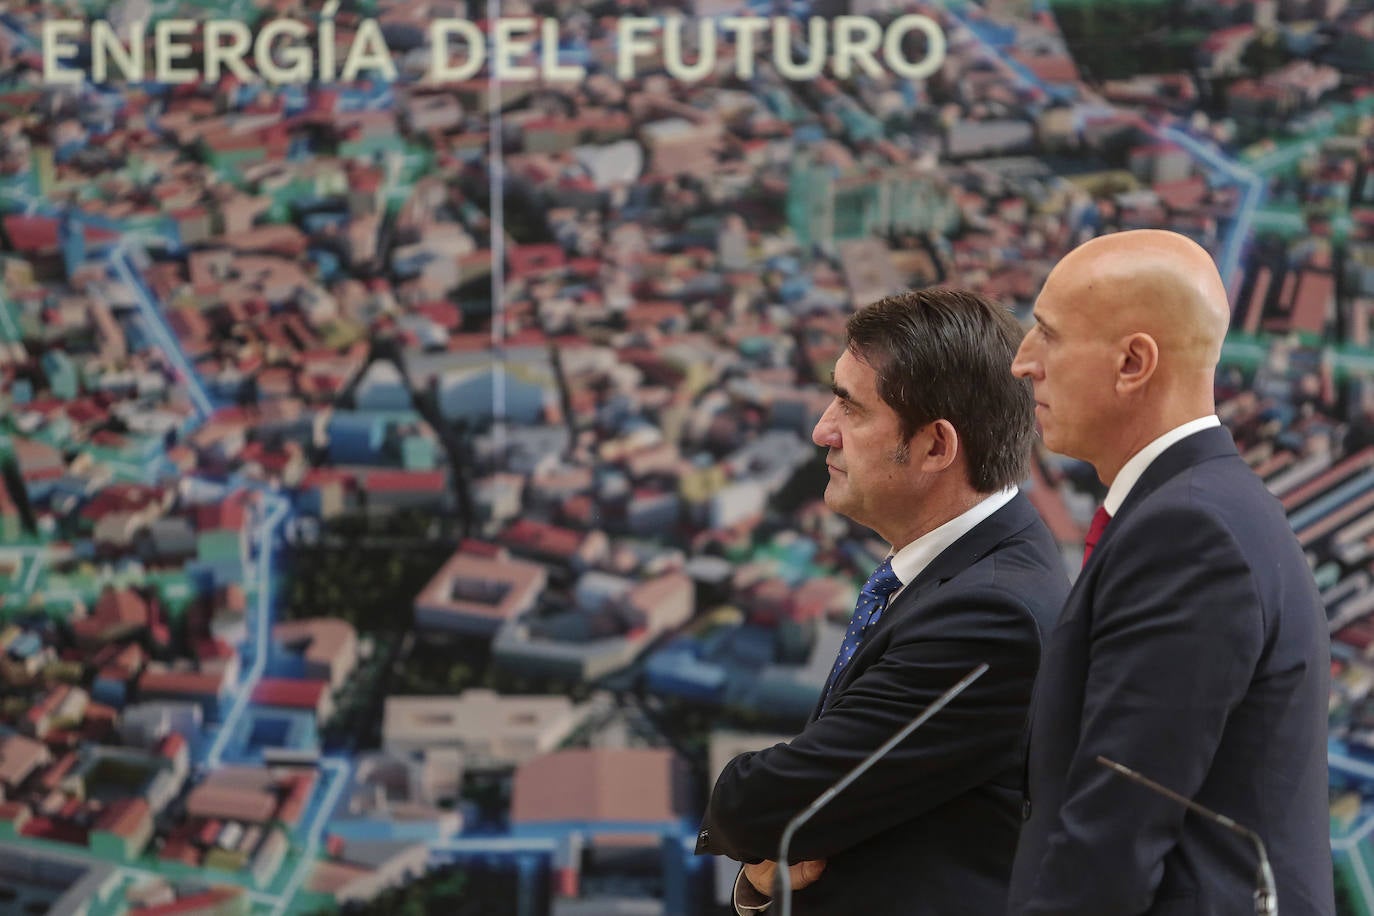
845,287,1034,493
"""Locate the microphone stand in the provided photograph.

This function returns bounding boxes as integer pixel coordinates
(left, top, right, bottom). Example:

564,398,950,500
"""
1097,756,1277,916
774,663,990,916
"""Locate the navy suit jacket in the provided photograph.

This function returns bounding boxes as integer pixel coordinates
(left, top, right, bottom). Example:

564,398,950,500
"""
697,492,1069,915
1009,426,1334,916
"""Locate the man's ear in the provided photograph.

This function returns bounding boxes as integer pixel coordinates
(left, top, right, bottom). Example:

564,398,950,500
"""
1117,332,1159,394
919,419,960,474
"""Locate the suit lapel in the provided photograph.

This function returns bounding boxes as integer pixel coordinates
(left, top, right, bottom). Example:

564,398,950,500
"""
812,494,1042,720
1030,426,1242,780
808,577,946,723
1087,425,1239,563
1052,426,1241,636
855,496,1032,647
903,494,1042,595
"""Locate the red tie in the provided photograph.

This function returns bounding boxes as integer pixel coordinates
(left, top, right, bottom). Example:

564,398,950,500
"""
1082,506,1112,568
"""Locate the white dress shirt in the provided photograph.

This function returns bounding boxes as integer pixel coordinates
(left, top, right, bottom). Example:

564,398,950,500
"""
887,487,1018,597
1102,415,1221,516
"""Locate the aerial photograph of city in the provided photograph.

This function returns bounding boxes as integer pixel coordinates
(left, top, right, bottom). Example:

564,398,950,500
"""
4,0,1374,912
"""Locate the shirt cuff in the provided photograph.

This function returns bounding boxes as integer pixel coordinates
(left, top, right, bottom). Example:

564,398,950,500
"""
733,865,773,913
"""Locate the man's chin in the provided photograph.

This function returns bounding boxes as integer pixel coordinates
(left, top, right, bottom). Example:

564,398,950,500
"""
1037,427,1075,455
822,485,850,513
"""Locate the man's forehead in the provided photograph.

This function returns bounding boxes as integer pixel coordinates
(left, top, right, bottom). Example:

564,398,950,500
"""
833,347,857,375
1030,287,1057,322
833,348,876,392
1033,276,1076,320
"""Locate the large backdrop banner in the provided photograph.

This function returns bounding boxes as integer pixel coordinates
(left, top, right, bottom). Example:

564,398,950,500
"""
1,0,1373,913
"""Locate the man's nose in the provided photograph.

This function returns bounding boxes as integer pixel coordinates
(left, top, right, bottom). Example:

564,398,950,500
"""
1011,341,1039,379
813,402,841,448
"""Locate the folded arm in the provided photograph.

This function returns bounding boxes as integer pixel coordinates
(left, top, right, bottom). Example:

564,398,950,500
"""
702,586,1042,863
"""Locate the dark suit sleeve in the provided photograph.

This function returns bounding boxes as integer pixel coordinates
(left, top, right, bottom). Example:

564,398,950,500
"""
699,584,1042,864
1019,506,1265,916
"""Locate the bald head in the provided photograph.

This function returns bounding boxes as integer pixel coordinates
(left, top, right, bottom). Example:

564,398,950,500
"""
1046,229,1231,374
1013,230,1232,482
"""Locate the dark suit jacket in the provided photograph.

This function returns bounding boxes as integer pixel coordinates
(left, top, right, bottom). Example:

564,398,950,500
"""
696,492,1069,915
1009,426,1334,916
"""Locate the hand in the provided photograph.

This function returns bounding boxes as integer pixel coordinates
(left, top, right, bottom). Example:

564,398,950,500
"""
743,858,827,897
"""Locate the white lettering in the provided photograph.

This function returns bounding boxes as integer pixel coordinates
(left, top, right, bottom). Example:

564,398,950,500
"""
205,20,256,82
41,21,84,85
883,14,945,80
722,17,767,79
154,20,198,83
341,18,397,81
427,19,486,83
493,17,537,80
616,18,658,80
772,17,826,81
663,17,714,83
541,16,585,82
833,15,883,79
92,20,143,82
256,19,311,84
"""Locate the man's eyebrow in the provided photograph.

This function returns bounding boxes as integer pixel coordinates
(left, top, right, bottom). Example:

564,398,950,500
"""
830,383,858,405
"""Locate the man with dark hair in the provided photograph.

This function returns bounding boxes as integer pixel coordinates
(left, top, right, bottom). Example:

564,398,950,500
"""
696,287,1070,915
1008,230,1332,915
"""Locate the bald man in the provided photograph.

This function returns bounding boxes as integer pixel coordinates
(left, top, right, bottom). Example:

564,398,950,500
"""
1007,230,1334,916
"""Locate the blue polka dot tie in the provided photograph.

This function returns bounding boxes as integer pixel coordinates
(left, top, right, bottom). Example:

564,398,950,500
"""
822,558,904,709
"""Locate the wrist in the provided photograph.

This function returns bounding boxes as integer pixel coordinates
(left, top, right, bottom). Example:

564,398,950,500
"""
734,866,773,913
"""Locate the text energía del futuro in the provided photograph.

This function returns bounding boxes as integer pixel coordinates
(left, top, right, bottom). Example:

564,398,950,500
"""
41,12,946,85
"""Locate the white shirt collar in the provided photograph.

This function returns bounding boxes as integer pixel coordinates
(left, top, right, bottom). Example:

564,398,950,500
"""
1102,415,1220,516
887,487,1018,591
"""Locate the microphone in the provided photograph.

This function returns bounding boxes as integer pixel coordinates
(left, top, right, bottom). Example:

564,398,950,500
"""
1096,756,1277,916
773,663,989,916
